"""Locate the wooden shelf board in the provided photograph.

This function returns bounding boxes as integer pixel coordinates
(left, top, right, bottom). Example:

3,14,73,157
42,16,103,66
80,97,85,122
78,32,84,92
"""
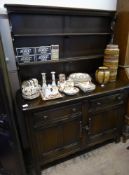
14,33,112,37
17,54,103,66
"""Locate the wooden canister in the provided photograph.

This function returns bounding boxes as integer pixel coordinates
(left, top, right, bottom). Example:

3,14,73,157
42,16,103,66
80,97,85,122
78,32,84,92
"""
103,44,119,82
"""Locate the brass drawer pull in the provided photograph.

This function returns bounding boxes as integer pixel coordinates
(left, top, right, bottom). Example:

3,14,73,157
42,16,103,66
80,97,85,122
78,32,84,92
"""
43,115,48,119
117,96,122,100
82,125,90,133
85,125,89,131
97,102,101,105
72,108,76,112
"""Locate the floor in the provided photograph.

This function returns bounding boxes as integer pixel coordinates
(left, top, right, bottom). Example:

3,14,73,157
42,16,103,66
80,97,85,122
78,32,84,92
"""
41,140,129,175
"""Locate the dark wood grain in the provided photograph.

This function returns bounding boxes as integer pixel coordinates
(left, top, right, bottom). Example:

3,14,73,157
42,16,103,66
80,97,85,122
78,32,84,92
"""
5,4,115,83
21,81,129,170
5,4,129,175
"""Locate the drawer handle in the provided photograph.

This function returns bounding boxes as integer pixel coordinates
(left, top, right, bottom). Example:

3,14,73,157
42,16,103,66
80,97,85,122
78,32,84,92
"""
72,108,76,112
43,115,48,119
97,102,101,105
85,125,89,131
117,96,122,100
82,125,90,134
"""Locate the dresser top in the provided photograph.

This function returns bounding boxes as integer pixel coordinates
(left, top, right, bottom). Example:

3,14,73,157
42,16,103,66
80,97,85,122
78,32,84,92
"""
16,79,129,112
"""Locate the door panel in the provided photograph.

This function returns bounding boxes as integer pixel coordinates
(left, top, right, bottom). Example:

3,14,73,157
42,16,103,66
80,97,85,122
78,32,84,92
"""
35,126,63,155
89,106,123,136
33,118,81,161
63,119,80,146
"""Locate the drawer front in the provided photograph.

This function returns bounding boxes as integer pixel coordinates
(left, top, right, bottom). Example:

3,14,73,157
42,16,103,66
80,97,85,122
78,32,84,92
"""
32,103,82,129
89,93,124,113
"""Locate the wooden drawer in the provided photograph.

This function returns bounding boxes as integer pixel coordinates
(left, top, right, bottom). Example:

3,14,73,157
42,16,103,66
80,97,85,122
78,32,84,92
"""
32,103,82,129
88,93,124,113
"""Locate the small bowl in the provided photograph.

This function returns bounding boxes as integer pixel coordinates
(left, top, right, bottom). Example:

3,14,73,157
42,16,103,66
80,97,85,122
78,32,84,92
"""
63,87,79,95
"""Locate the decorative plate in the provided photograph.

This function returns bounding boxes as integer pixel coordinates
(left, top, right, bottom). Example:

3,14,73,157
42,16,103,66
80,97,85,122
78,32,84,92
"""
63,87,79,95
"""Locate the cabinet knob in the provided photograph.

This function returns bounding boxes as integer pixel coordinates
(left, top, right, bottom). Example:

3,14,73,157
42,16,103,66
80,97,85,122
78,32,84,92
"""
82,125,90,132
72,108,76,112
43,115,48,119
85,125,89,131
117,96,122,100
97,102,101,105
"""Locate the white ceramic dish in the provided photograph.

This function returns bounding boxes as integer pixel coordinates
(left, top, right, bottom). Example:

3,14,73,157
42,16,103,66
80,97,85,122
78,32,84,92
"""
69,73,91,84
21,78,41,100
40,90,63,101
22,92,40,100
63,87,79,95
77,82,96,92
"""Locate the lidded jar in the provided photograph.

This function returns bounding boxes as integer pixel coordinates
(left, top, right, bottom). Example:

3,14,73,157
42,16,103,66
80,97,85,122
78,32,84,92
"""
95,66,110,86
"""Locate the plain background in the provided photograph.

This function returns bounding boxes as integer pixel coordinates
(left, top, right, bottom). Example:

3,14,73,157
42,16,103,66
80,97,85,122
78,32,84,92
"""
0,0,117,14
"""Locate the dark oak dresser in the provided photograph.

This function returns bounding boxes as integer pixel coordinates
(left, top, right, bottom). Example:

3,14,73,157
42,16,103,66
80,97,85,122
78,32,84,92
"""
5,4,129,175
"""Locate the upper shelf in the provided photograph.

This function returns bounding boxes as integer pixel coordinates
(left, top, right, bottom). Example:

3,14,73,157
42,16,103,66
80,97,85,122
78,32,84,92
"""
5,4,115,80
17,54,103,81
13,33,112,37
18,54,103,66
7,5,115,37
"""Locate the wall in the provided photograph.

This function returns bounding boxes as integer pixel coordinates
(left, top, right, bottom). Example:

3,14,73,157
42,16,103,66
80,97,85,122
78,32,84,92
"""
117,0,129,12
0,0,117,14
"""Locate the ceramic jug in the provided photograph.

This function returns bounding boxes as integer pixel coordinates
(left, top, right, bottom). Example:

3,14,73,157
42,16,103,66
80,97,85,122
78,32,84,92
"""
95,66,110,86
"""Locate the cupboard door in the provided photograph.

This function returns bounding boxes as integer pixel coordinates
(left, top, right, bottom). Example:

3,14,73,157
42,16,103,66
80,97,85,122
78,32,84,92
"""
33,117,82,164
88,105,124,143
